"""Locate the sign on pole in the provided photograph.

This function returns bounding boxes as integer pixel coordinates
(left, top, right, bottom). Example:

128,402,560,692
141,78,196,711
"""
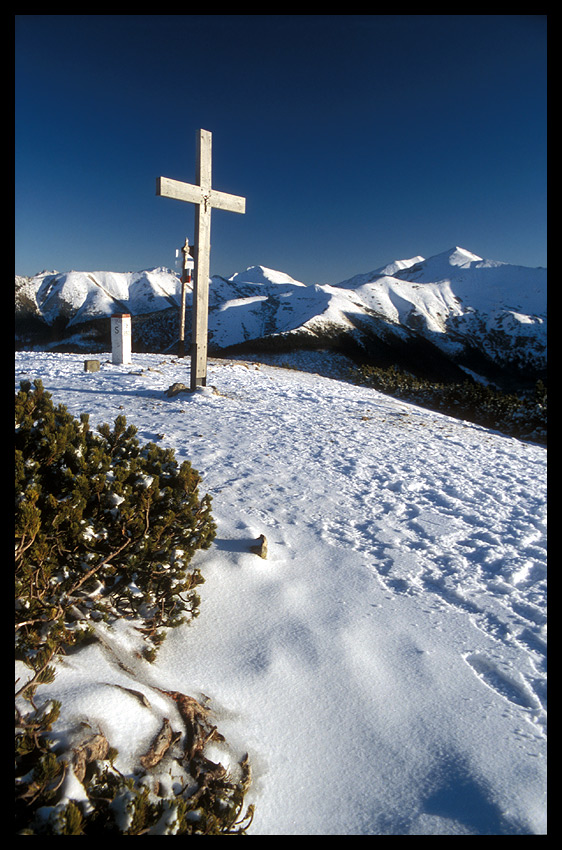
177,237,194,358
157,129,246,389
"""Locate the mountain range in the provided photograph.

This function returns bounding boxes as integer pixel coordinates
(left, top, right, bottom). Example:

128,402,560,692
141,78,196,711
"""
15,247,546,388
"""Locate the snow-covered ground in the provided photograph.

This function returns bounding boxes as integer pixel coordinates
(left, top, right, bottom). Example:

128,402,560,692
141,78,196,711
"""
14,351,547,835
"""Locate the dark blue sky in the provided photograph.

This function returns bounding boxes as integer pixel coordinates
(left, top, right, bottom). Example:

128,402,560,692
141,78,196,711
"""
15,15,547,283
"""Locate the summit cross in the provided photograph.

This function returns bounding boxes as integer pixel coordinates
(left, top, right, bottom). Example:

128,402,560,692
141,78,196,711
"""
157,128,246,389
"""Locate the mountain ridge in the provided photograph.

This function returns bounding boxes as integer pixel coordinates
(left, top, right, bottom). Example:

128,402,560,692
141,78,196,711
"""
15,247,546,389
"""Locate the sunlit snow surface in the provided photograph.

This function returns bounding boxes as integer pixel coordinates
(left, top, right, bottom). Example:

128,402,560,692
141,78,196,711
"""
15,351,546,835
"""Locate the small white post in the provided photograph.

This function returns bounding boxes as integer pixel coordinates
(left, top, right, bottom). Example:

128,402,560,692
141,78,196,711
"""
111,313,132,364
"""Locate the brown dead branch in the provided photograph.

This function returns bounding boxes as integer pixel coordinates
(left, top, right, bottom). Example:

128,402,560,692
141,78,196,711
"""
139,718,176,769
72,733,110,783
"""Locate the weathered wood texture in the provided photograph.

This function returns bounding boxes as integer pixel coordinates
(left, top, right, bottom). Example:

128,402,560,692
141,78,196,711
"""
157,129,246,389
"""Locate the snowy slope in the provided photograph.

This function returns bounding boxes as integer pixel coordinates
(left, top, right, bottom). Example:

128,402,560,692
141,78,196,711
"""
392,247,546,351
32,268,182,325
332,253,426,288
15,351,547,835
332,247,546,369
15,248,546,380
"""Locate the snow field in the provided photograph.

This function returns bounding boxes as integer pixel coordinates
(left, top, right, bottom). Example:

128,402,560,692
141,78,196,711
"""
15,351,546,835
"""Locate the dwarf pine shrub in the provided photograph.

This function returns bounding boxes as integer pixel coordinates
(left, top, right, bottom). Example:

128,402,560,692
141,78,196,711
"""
15,379,216,673
353,365,547,443
15,381,254,834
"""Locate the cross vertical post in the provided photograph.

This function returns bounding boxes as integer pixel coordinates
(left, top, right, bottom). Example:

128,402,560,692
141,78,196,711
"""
192,129,212,388
157,129,246,390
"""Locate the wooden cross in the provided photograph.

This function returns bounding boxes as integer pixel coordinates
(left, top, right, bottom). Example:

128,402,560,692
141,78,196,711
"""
157,128,246,389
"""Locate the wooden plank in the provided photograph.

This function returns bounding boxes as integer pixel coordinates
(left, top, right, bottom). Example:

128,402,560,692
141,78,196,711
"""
156,177,245,213
156,176,203,205
210,189,246,214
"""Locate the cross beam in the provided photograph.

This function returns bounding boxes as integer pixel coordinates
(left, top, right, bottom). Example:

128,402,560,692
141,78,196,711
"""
157,128,246,389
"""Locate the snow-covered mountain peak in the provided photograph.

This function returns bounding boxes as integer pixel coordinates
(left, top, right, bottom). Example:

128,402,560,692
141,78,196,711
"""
373,255,426,277
393,246,484,280
447,246,484,265
336,248,487,290
393,246,513,284
228,265,306,287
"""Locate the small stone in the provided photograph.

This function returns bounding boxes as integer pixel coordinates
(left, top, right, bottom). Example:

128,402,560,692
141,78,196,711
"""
250,534,268,559
84,359,100,372
166,382,190,397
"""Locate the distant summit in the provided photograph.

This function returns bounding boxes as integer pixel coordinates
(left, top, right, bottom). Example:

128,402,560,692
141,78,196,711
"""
336,256,425,289
228,266,306,287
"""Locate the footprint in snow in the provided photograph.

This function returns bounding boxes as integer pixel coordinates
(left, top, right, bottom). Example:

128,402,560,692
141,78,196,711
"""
463,652,545,730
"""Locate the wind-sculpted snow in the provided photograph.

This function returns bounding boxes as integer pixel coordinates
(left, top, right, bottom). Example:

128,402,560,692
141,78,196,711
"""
15,351,546,835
